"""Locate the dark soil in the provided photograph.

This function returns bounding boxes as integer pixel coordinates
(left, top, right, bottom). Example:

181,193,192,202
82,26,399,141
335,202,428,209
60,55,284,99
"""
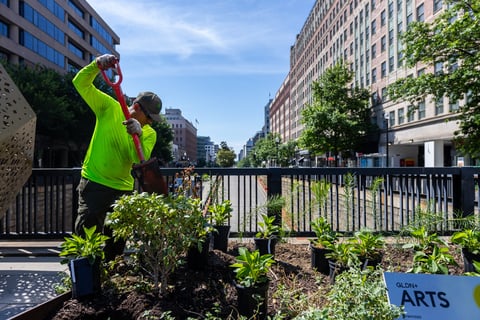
50,240,465,320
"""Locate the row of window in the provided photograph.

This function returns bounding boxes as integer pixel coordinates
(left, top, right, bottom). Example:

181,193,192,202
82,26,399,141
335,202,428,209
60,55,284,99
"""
20,30,64,67
21,2,65,45
387,97,459,127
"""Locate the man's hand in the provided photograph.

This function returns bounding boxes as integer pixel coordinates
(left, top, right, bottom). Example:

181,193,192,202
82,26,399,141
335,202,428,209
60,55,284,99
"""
96,54,117,70
123,118,142,136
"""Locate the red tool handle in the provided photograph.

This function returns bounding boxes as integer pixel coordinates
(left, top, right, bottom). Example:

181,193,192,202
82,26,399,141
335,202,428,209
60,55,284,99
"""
101,61,145,162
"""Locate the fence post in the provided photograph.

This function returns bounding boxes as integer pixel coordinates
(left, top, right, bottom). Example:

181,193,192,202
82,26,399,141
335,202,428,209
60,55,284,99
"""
267,168,282,226
452,167,475,218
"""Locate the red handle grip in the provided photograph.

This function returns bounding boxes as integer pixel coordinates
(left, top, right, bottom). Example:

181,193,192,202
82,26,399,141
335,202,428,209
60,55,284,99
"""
101,62,145,162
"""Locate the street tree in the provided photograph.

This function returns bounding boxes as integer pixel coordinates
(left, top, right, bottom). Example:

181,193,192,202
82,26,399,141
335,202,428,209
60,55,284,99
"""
216,141,236,167
299,61,374,164
387,0,480,157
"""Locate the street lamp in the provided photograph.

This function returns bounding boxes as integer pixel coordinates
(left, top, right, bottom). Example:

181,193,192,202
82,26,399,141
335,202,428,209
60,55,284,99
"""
275,137,280,167
384,113,389,167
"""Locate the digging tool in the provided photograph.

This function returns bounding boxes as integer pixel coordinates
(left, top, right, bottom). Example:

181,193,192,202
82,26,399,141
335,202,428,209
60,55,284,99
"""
100,60,168,195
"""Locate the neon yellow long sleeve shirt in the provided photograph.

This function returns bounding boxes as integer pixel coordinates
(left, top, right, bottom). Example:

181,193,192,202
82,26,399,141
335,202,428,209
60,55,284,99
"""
72,60,156,190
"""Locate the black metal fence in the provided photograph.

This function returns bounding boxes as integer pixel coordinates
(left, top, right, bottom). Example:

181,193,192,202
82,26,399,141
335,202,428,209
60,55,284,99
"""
1,167,479,239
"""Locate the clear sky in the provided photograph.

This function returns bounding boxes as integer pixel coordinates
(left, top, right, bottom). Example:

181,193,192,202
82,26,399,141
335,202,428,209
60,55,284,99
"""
87,0,315,156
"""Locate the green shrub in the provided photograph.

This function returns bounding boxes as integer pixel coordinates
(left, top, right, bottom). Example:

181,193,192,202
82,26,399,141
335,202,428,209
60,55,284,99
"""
296,268,404,320
107,191,205,295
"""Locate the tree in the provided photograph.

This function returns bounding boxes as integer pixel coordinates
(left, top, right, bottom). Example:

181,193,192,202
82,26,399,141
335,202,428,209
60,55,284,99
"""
299,61,374,164
216,141,236,167
387,0,480,157
150,116,174,164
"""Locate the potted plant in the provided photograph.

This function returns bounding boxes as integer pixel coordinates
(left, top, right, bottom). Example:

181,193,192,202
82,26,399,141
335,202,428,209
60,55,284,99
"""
325,241,360,284
351,229,385,269
253,195,285,256
451,229,480,272
254,213,282,256
208,199,233,252
230,247,275,319
309,216,338,274
59,225,109,298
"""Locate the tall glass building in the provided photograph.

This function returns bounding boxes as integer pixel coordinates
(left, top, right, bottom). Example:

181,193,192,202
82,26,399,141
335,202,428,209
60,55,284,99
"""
0,0,119,74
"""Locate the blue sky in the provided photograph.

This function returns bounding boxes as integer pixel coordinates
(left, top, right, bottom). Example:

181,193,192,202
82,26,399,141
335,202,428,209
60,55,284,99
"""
87,0,315,156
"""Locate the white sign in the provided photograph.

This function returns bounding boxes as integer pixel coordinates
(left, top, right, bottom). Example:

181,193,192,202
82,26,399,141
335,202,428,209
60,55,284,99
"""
383,272,480,319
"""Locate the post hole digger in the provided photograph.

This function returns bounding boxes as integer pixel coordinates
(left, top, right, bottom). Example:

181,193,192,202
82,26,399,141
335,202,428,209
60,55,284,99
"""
100,59,168,195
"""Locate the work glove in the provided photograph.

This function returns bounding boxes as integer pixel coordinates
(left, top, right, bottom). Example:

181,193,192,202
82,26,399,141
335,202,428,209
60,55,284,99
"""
123,118,142,136
96,54,117,70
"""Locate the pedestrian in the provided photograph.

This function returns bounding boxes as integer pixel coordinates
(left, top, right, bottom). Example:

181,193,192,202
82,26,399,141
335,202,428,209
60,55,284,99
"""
72,53,162,261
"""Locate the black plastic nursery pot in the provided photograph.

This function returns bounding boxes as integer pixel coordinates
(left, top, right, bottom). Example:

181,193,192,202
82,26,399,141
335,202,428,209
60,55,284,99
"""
235,281,269,320
213,225,231,252
254,237,277,256
69,257,101,299
462,248,480,273
310,244,330,275
187,235,213,270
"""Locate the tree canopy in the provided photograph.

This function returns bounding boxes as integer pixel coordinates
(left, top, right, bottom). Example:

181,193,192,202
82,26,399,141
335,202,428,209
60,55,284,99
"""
387,0,480,157
216,141,236,167
299,61,375,162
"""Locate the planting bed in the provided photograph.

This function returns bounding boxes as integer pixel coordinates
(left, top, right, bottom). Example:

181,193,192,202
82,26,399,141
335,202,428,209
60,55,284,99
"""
48,240,464,320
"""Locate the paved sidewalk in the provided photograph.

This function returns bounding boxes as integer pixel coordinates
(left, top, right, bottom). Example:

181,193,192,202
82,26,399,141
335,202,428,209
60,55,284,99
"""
0,241,67,320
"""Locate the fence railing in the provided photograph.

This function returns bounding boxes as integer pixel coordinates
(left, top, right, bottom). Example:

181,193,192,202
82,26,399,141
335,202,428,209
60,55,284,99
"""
1,167,479,239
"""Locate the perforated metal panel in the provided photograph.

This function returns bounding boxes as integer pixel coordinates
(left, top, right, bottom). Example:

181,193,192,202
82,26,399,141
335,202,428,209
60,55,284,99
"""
0,63,36,218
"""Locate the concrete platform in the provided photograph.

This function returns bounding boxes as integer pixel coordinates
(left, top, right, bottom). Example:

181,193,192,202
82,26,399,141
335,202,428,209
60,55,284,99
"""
0,242,67,320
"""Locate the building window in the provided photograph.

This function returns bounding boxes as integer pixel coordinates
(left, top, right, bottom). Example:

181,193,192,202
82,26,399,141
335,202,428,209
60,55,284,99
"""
371,43,377,58
434,0,443,13
449,98,459,112
68,42,83,59
418,100,426,119
0,20,8,37
381,61,387,77
371,0,376,10
371,19,377,34
68,0,84,18
435,96,444,115
19,30,64,67
389,56,394,72
407,105,415,122
381,36,386,52
381,9,386,26
398,108,405,124
68,20,84,39
416,3,425,22
381,87,388,102
389,111,395,127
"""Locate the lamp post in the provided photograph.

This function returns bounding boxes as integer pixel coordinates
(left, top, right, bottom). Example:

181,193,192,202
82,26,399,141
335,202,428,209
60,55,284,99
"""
275,137,280,167
384,113,389,167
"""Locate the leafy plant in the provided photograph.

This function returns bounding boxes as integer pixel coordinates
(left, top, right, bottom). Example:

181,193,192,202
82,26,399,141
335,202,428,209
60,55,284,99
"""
59,225,109,265
297,268,404,320
451,229,480,255
351,229,385,261
409,244,457,275
230,247,275,287
310,179,331,214
255,213,282,239
208,199,233,226
325,241,360,269
402,225,447,253
310,216,338,248
107,191,205,295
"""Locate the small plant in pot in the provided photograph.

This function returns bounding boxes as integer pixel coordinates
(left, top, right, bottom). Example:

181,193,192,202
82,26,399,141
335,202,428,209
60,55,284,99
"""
59,225,109,298
451,229,480,272
230,247,275,319
310,216,338,274
325,241,360,284
208,199,233,252
254,195,285,257
254,213,283,256
351,229,385,269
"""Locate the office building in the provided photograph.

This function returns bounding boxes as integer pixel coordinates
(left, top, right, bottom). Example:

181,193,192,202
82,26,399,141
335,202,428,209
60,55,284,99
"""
1,0,119,74
271,0,462,167
164,108,197,165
